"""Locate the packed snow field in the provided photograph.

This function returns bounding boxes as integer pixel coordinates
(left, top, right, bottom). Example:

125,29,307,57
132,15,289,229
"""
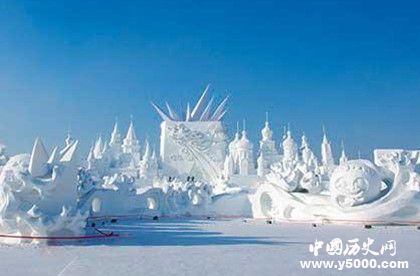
0,218,419,276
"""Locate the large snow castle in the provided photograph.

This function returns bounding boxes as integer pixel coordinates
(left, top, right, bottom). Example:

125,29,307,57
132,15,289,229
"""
0,84,419,243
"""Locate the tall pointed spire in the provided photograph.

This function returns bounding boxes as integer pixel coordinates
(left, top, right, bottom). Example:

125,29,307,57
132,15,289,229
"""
151,102,171,121
165,102,181,121
242,119,247,138
29,137,49,177
301,133,309,149
199,96,214,121
282,126,297,162
340,140,348,165
93,135,104,158
191,84,210,120
261,112,273,141
143,139,151,160
185,103,191,121
152,85,228,122
211,95,229,121
47,146,59,165
60,140,79,163
125,116,137,141
87,145,95,169
322,125,329,143
110,117,122,146
321,126,335,174
123,116,140,154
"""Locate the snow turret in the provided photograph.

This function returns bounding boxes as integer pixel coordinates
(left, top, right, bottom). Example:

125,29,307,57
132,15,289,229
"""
143,139,151,161
257,152,267,177
257,113,280,176
109,120,122,146
236,120,255,175
321,127,335,175
224,153,235,178
228,122,241,164
282,128,298,162
123,119,140,155
339,141,348,165
28,137,49,178
300,134,311,164
259,113,279,164
261,113,273,141
139,140,158,180
93,135,104,159
87,146,95,170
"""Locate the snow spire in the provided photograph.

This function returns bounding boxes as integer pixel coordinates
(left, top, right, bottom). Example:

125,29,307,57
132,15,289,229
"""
47,146,59,165
93,135,104,158
211,95,229,121
143,139,151,160
60,140,79,163
261,112,273,141
125,116,137,142
301,133,309,150
322,125,328,144
321,126,335,175
241,119,248,139
110,117,122,146
282,126,297,162
235,121,240,138
151,85,228,122
185,103,191,122
29,137,49,177
151,146,157,160
123,116,140,154
339,140,348,165
282,125,287,141
87,145,95,169
191,84,210,120
151,102,171,121
165,102,181,121
199,96,214,121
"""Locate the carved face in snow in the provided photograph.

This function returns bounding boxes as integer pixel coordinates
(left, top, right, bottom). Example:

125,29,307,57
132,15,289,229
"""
330,160,383,208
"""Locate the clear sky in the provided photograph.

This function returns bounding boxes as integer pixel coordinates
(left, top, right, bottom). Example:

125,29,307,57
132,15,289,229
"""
0,0,419,159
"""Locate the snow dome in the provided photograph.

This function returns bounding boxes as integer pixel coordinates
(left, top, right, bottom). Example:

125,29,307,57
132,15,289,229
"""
330,159,383,208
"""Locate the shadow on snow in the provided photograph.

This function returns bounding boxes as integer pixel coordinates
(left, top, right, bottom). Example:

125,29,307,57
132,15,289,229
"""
50,219,305,247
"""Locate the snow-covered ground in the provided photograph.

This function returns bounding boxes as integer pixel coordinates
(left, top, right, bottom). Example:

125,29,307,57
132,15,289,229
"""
0,218,419,276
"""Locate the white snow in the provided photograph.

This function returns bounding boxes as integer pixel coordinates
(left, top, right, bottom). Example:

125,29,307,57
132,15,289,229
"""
0,218,419,276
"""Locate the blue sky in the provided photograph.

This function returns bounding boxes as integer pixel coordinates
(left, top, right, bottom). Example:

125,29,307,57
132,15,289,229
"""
0,0,419,159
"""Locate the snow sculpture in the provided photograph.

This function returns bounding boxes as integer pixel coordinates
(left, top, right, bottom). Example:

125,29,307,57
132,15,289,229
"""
85,119,159,187
330,160,382,207
264,130,323,193
253,149,420,223
236,122,255,176
257,113,280,177
1,83,420,242
154,85,228,181
321,128,335,176
282,129,298,162
0,137,86,243
77,171,216,218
